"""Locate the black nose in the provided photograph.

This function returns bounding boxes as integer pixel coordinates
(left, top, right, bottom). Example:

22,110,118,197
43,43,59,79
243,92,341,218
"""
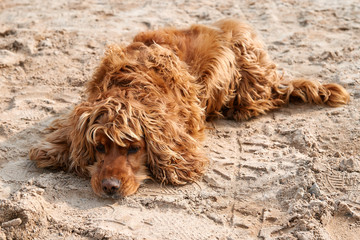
102,178,121,195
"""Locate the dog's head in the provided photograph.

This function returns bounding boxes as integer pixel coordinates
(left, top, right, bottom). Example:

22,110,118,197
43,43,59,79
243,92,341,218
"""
88,99,148,198
70,97,148,198
68,43,208,198
90,132,147,198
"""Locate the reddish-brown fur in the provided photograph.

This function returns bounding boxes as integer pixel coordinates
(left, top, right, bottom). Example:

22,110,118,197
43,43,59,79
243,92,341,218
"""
29,19,350,198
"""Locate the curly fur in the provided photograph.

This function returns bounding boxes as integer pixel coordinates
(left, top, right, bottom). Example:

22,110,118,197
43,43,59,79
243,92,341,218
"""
29,19,350,197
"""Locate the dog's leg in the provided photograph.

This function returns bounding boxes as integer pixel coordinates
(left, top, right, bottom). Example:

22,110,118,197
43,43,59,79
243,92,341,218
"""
226,70,349,121
216,20,349,120
273,79,350,107
29,103,95,177
225,73,349,121
29,118,73,173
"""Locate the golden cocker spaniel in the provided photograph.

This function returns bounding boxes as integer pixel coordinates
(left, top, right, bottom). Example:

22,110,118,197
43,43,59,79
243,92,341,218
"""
29,19,350,198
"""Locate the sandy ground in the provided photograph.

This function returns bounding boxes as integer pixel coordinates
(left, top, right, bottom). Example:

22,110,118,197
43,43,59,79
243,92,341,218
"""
0,0,360,239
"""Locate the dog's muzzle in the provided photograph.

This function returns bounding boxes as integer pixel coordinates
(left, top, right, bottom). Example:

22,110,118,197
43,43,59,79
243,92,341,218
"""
101,178,121,197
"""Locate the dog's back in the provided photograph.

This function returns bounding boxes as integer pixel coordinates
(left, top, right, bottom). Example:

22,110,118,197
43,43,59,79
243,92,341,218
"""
134,19,350,120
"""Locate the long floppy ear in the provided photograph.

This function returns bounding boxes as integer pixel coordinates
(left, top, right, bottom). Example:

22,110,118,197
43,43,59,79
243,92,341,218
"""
67,102,98,175
29,102,96,177
133,44,209,185
141,114,209,185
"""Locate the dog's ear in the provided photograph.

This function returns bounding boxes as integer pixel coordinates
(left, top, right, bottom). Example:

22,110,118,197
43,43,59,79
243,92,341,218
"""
126,43,209,185
67,102,97,174
139,111,208,185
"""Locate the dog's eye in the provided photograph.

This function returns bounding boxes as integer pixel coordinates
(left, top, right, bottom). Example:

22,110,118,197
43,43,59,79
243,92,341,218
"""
96,144,106,153
128,146,140,155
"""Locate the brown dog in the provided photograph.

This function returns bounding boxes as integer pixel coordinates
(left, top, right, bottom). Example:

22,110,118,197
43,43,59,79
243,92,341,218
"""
29,19,349,198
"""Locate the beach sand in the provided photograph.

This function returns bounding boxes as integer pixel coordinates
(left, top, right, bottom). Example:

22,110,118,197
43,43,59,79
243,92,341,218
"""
0,0,359,239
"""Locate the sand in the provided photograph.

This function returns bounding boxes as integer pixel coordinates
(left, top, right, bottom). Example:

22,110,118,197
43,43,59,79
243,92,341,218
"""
0,0,359,239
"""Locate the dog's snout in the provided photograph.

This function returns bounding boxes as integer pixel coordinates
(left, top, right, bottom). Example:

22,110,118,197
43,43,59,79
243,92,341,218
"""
101,178,121,195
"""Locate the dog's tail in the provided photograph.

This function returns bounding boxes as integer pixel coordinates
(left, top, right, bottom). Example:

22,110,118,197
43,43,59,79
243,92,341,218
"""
274,79,350,107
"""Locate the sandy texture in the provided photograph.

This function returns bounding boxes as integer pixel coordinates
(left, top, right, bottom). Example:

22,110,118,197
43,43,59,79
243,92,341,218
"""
1,0,360,239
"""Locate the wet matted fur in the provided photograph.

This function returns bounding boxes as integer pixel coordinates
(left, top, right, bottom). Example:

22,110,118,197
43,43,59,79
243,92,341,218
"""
29,19,350,198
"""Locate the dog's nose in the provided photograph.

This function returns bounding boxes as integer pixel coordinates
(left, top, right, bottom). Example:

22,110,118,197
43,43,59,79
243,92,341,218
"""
101,178,121,195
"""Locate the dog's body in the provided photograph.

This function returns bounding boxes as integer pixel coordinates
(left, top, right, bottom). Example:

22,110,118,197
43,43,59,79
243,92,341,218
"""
29,19,349,198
